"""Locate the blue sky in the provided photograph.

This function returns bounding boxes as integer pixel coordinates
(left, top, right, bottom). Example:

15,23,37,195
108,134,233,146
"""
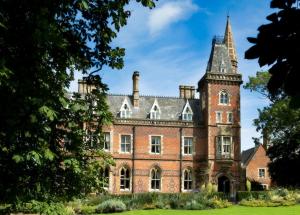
69,0,274,150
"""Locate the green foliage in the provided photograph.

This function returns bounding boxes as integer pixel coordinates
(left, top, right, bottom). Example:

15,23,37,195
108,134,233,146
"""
246,180,252,192
0,0,156,202
245,0,300,105
96,199,126,213
239,199,296,207
12,200,73,215
80,205,97,214
245,70,300,187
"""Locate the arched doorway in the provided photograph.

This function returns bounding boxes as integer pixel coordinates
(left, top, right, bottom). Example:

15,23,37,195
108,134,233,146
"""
218,175,230,193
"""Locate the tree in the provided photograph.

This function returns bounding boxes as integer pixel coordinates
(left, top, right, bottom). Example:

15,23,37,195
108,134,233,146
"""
0,0,156,201
245,0,300,107
244,71,300,187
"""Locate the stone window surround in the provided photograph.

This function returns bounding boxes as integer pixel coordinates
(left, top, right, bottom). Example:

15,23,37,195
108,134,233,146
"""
149,135,163,155
119,134,133,154
149,167,162,192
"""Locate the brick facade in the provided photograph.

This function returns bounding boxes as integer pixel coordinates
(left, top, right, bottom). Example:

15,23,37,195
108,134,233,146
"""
79,17,243,195
242,145,272,189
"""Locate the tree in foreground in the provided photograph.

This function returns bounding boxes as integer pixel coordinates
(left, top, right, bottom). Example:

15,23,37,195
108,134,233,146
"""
245,0,300,107
244,71,300,187
0,0,156,201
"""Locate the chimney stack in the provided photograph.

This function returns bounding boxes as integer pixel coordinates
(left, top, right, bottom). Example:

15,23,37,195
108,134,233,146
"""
132,71,140,108
78,77,96,94
179,85,195,99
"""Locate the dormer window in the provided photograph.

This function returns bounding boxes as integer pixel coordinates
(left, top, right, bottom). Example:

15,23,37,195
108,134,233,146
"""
219,91,229,105
150,100,161,120
120,98,132,118
182,101,193,121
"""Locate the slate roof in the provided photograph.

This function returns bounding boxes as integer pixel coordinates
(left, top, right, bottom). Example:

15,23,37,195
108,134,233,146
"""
241,147,257,167
206,36,233,74
107,94,202,122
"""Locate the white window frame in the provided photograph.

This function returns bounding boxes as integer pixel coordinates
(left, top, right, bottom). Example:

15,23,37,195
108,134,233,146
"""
219,91,230,105
182,100,193,121
258,168,266,178
182,137,193,155
150,100,161,120
149,135,163,154
119,134,132,154
227,112,233,124
182,169,193,191
216,136,233,159
119,98,132,118
120,167,131,191
216,111,223,123
149,168,162,192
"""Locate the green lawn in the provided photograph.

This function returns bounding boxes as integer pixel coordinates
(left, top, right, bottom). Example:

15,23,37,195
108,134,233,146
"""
106,205,300,215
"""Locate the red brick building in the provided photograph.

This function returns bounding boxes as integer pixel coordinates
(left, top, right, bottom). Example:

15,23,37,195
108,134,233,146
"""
79,17,243,195
241,144,272,190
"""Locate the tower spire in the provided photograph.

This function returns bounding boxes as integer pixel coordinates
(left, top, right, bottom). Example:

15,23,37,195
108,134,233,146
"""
224,16,238,73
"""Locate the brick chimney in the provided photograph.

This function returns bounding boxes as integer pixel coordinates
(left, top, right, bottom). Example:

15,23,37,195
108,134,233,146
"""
132,71,140,107
78,77,96,94
179,85,195,99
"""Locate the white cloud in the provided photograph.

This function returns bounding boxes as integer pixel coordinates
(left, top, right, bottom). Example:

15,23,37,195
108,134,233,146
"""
148,0,198,35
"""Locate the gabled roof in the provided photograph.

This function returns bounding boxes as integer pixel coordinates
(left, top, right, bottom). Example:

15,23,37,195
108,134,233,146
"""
241,146,259,167
241,147,258,166
107,94,202,122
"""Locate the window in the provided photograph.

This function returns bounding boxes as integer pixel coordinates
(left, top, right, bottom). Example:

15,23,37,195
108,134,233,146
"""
258,168,266,178
150,105,160,119
120,167,130,191
103,167,110,189
85,132,99,149
151,136,161,154
120,104,131,118
216,111,222,123
183,137,193,155
150,168,161,191
120,135,131,153
219,91,229,105
182,107,193,121
103,132,110,151
227,112,233,123
216,136,232,159
183,169,193,191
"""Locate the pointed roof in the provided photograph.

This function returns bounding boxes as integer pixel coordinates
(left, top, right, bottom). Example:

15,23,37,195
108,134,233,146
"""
224,16,238,72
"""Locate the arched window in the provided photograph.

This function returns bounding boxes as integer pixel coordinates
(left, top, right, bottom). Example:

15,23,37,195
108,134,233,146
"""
183,169,193,191
103,167,110,189
150,168,161,191
120,167,130,191
219,91,229,105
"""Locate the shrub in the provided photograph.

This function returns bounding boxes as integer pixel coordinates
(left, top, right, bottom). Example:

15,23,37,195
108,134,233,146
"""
96,199,126,213
239,199,296,207
212,184,218,193
12,200,72,215
80,205,97,214
246,180,251,192
209,198,232,209
184,200,206,210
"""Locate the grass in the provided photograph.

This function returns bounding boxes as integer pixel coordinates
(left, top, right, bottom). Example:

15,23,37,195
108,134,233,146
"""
105,205,300,215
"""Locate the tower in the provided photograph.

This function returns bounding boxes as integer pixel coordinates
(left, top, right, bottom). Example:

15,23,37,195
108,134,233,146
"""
198,17,242,195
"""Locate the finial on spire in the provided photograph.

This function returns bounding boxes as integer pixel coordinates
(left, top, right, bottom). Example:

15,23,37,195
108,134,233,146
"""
224,16,238,73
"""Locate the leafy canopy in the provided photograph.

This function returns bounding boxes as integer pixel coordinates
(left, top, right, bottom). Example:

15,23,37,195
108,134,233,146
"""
0,0,156,201
245,0,300,107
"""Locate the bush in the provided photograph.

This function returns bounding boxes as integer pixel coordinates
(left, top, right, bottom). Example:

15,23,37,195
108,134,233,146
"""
209,198,232,209
246,180,251,192
239,199,296,207
236,191,269,201
80,205,97,214
96,199,126,213
184,200,206,210
13,200,72,215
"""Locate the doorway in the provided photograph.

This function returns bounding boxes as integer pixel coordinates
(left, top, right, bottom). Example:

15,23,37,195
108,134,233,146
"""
218,175,230,193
